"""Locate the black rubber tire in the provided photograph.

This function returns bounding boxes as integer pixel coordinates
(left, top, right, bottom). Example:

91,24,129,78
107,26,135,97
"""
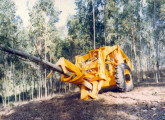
115,63,134,92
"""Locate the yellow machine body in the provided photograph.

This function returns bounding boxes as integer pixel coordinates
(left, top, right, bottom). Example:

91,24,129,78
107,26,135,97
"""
47,45,132,100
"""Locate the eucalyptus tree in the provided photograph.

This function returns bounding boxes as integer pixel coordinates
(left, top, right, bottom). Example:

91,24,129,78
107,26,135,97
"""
105,0,141,79
0,0,16,46
159,4,165,68
68,0,105,54
29,0,59,99
147,0,165,82
104,0,118,45
0,0,24,104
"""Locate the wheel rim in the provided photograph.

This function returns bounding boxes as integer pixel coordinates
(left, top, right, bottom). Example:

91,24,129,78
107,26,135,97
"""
124,69,132,85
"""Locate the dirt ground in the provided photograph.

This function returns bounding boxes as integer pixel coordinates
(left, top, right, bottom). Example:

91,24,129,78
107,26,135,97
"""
0,82,165,120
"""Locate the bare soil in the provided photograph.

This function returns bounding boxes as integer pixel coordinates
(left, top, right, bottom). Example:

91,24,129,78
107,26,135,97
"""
0,82,165,120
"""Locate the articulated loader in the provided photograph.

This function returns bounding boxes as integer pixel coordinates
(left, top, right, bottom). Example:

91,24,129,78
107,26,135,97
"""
0,45,134,100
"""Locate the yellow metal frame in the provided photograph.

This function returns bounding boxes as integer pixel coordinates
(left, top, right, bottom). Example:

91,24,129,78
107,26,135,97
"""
47,45,132,100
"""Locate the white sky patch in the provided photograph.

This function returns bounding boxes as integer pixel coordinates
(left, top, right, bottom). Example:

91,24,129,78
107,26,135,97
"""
55,0,76,28
143,0,147,6
14,0,76,28
14,0,36,27
119,5,124,13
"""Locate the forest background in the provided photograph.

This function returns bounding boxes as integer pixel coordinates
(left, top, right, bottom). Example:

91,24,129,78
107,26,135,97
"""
0,0,164,107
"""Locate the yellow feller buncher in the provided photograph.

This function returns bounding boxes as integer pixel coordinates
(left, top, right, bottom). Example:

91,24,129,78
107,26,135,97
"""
0,45,134,100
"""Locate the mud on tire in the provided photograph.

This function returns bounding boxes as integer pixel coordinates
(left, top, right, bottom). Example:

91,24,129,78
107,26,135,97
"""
115,63,134,92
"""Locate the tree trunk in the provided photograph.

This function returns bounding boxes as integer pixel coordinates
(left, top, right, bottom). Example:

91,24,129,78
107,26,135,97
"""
22,66,25,101
131,27,139,82
44,37,47,99
12,64,17,103
0,45,93,90
45,69,47,98
131,42,133,65
3,62,7,107
41,74,43,99
139,33,144,80
49,55,52,96
3,77,6,108
38,66,41,99
104,0,107,45
69,83,70,91
19,86,21,102
26,84,28,100
4,94,6,108
50,74,52,96
32,75,34,100
8,96,9,106
0,45,80,76
148,43,151,71
153,0,159,83
47,79,50,96
92,0,96,49
53,74,56,94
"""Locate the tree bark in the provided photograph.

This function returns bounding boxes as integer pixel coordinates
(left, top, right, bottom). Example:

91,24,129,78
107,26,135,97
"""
38,66,41,99
104,0,107,46
12,64,17,103
8,96,9,106
44,36,47,99
3,61,7,107
92,0,96,49
3,77,6,108
131,27,139,82
32,75,34,100
22,66,25,101
153,0,160,83
19,86,21,102
139,33,144,80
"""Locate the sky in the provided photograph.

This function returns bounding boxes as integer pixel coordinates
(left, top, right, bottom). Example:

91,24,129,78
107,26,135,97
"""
14,0,76,28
